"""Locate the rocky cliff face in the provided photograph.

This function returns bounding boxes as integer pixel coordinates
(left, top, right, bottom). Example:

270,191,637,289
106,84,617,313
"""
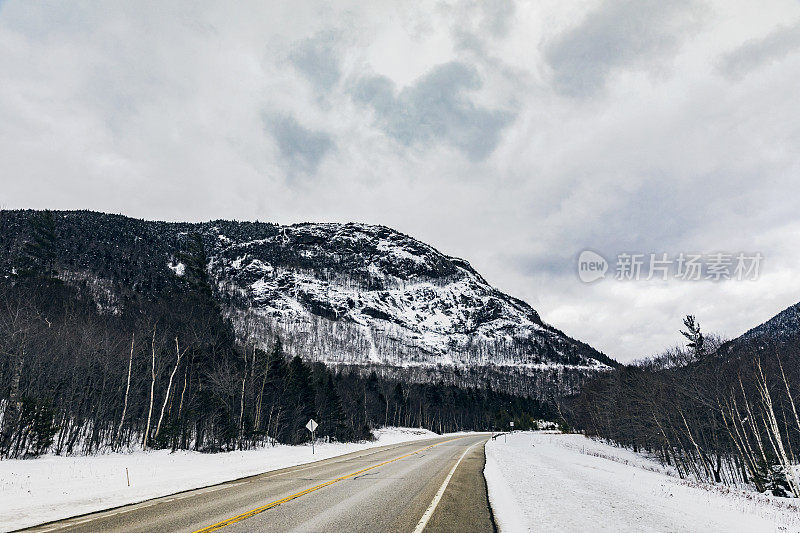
0,210,615,396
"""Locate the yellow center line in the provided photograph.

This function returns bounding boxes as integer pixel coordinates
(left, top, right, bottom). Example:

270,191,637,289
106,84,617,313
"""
191,436,469,533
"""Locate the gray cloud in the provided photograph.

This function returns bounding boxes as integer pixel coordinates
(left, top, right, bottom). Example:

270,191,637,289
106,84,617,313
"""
265,114,334,176
288,31,341,91
480,0,516,38
508,177,707,282
546,0,701,97
352,62,513,160
719,21,800,80
453,0,516,56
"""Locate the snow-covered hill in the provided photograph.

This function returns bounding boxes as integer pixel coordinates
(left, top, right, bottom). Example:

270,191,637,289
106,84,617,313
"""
0,211,614,396
208,222,610,371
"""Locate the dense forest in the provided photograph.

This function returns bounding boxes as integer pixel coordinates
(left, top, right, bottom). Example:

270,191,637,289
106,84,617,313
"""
568,316,800,497
0,212,553,459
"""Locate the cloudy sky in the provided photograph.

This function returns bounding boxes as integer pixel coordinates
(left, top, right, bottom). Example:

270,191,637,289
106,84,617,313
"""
2,0,799,362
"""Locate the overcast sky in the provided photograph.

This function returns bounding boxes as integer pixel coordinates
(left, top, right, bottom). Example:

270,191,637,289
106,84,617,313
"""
2,0,799,362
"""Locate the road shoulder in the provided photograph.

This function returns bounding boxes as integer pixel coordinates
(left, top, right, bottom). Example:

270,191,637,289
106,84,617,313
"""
424,437,496,533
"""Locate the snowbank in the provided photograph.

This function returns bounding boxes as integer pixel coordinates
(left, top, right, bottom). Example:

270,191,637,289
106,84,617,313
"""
0,427,440,532
484,432,800,533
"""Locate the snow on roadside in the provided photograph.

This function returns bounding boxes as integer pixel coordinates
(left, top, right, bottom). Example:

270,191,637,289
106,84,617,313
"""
0,427,441,532
484,436,528,533
484,432,800,533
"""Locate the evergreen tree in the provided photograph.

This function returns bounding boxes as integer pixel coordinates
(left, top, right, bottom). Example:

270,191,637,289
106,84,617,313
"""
263,339,289,442
363,371,383,430
285,356,315,444
681,315,706,360
317,373,348,441
753,455,792,497
177,232,212,299
391,383,405,426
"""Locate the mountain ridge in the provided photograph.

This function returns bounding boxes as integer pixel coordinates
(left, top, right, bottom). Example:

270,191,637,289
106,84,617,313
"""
0,209,615,396
720,300,800,357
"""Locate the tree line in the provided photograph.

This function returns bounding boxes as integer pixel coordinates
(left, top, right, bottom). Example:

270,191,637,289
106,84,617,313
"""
568,315,800,497
0,212,552,458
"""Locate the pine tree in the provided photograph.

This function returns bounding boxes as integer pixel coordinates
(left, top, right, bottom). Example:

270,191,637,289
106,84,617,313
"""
753,455,792,497
681,315,706,360
177,232,212,299
391,383,405,426
317,373,348,442
363,371,383,430
285,356,315,444
263,339,289,442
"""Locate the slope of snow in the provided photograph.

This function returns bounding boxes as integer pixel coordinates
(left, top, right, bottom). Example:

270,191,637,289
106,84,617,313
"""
0,427,442,532
210,222,611,372
484,432,800,533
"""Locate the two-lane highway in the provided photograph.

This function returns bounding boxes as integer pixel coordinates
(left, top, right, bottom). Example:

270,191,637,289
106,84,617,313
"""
19,434,494,533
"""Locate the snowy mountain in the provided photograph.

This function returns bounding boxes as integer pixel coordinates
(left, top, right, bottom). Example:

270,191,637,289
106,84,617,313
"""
730,301,800,350
0,210,614,396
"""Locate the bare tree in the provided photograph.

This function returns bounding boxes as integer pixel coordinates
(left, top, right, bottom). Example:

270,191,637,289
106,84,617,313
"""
142,328,157,450
115,333,135,449
154,337,186,443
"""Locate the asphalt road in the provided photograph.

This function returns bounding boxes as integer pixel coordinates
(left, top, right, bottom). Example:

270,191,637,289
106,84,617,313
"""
19,434,495,533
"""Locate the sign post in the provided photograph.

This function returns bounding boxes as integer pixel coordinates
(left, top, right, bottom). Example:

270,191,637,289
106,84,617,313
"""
306,419,318,454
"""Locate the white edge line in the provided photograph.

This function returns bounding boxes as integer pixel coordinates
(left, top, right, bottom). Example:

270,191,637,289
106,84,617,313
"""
413,439,484,533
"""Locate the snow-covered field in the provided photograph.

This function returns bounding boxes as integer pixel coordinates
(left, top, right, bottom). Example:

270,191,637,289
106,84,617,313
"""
485,432,800,533
0,427,441,532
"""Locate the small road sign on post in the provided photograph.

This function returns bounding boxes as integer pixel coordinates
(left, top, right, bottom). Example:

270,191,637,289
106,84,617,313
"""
306,419,318,454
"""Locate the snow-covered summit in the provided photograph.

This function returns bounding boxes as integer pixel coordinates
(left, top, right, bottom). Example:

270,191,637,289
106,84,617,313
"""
207,221,612,373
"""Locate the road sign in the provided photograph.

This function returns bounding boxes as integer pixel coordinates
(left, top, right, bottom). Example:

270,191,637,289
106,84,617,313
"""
306,419,318,454
510,421,514,427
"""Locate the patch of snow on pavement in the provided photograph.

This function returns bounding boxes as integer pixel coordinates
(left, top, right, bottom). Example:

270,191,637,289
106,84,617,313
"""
0,427,443,532
484,432,800,533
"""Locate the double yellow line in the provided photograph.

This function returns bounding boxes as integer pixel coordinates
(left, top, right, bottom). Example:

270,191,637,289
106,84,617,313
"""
192,436,467,533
